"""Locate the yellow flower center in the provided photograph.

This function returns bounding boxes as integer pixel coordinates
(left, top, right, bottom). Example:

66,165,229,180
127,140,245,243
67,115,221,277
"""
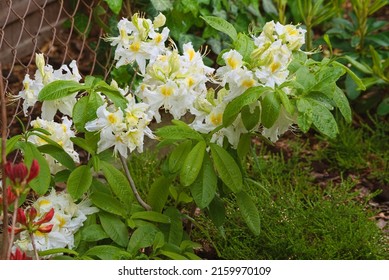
242,79,255,88
270,61,281,73
227,56,239,69
130,41,141,52
187,49,196,61
160,85,173,96
187,77,195,87
108,113,118,124
154,33,163,44
210,113,223,126
286,26,298,36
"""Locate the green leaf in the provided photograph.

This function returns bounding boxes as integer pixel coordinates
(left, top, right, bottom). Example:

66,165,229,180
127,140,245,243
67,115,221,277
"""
128,225,160,255
91,191,127,217
333,86,352,123
312,66,345,92
236,191,260,236
180,141,206,187
131,211,171,224
18,142,50,195
241,105,260,131
233,33,255,61
38,80,86,101
261,92,281,129
95,81,128,110
190,153,217,209
71,137,95,155
155,123,203,141
159,250,188,260
67,165,92,200
103,0,123,14
168,140,192,173
296,98,313,133
100,161,133,208
201,16,237,41
223,86,269,127
39,248,79,257
146,176,171,213
311,101,338,138
210,143,242,193
161,207,183,246
208,196,225,227
276,89,294,115
73,92,104,132
37,144,76,170
99,212,128,248
237,133,251,162
150,0,173,11
377,97,389,116
84,245,128,260
81,224,109,242
343,56,372,75
5,135,22,156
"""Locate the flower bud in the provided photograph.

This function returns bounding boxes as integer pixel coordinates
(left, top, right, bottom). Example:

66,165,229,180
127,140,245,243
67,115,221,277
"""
153,13,166,29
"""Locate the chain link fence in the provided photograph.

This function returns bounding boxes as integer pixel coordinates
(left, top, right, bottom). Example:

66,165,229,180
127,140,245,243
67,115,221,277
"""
1,0,113,96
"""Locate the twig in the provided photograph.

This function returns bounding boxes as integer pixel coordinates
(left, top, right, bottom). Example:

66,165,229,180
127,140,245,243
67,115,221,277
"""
119,154,152,211
6,198,19,259
1,65,9,259
29,233,39,260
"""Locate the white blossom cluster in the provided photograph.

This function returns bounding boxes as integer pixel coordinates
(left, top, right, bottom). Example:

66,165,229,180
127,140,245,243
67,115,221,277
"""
14,189,98,252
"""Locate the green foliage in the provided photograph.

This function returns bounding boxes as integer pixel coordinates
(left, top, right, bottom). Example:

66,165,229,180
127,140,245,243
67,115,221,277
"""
67,165,93,199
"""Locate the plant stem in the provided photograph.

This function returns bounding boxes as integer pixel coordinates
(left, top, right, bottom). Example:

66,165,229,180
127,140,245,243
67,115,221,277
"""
0,66,9,260
119,154,152,211
29,232,39,260
6,198,19,259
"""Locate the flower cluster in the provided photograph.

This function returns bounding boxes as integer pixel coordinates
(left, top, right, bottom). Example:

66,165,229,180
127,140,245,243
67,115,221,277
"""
14,189,98,252
18,53,82,120
107,13,170,74
29,117,79,173
85,92,154,157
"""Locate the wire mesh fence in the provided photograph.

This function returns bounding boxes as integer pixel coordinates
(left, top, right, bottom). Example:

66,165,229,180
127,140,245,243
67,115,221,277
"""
0,0,113,96
0,0,115,138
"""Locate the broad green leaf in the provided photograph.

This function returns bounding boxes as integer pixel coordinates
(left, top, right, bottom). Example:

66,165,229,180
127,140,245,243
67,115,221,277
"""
70,137,95,155
201,16,237,41
236,191,260,236
17,142,50,195
159,250,188,260
128,225,160,254
38,80,86,101
333,86,352,123
190,153,217,209
312,66,345,92
295,66,315,92
99,212,129,248
180,141,206,187
261,92,281,129
208,196,225,228
233,33,255,61
296,98,313,133
210,143,242,193
335,61,366,91
73,92,104,132
131,211,171,224
241,105,260,131
84,245,128,260
155,123,203,141
0,135,22,160
95,81,128,109
81,224,109,242
223,86,269,127
67,165,92,200
146,176,171,213
100,161,133,208
90,191,127,217
343,56,372,74
237,133,252,162
53,169,71,183
161,207,183,246
38,144,76,170
311,101,338,138
276,89,294,115
39,248,79,257
150,0,173,11
168,140,192,173
377,97,389,116
103,0,123,14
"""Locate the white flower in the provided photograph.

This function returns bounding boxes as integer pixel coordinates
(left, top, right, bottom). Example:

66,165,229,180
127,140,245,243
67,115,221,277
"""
14,189,98,252
85,103,126,133
261,106,295,142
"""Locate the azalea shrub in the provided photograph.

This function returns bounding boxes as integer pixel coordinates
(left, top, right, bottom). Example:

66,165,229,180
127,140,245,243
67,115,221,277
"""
0,12,360,260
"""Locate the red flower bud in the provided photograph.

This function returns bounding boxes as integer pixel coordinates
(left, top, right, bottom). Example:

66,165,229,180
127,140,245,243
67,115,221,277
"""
26,207,37,223
37,224,54,233
35,208,54,225
4,159,40,188
16,208,27,226
10,248,32,260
